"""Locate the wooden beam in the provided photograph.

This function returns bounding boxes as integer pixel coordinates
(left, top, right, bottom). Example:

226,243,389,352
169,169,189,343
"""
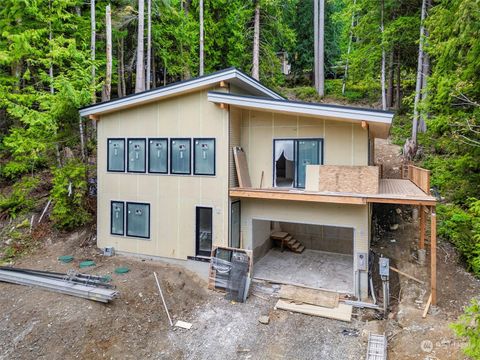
422,293,432,318
219,103,228,110
366,197,436,206
229,189,366,205
430,207,437,305
389,266,424,284
219,80,228,88
419,205,426,249
361,121,369,130
88,114,99,121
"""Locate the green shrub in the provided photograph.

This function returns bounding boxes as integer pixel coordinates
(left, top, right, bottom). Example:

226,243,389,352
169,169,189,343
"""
50,160,91,229
451,299,480,359
0,176,40,218
291,86,321,102
438,200,480,275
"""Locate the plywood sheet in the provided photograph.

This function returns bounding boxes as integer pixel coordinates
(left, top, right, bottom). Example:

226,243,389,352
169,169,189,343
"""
275,299,352,322
233,147,252,188
278,285,340,308
307,165,379,194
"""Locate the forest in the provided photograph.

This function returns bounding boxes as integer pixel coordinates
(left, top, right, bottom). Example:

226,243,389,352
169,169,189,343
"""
0,0,479,356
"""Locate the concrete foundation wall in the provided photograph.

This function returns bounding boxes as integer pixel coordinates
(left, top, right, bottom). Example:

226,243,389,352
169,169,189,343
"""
241,199,369,299
252,220,272,263
279,223,353,255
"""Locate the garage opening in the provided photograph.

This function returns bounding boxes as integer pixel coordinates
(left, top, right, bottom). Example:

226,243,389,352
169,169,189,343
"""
252,220,354,294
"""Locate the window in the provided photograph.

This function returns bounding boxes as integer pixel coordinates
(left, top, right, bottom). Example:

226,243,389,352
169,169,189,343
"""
148,138,168,173
196,207,212,257
110,201,125,235
170,138,191,174
107,139,125,172
273,138,323,189
127,139,146,173
194,138,215,175
126,202,150,239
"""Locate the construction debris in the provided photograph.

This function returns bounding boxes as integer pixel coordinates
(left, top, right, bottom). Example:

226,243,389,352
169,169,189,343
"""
258,315,270,325
275,299,353,322
0,267,118,303
366,333,387,360
389,266,424,284
175,320,192,330
278,284,339,308
422,293,432,318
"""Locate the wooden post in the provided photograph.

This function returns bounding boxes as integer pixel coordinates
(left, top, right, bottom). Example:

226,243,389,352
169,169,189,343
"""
430,207,437,305
419,205,425,249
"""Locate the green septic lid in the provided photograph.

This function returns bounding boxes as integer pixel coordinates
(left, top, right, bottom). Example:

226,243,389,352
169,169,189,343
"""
79,260,96,268
114,267,130,274
58,255,74,263
101,275,112,282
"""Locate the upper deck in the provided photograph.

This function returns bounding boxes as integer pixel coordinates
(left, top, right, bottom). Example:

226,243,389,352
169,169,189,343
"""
230,165,436,206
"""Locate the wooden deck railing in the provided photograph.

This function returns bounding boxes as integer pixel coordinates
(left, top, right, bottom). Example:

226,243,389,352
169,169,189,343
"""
407,165,431,194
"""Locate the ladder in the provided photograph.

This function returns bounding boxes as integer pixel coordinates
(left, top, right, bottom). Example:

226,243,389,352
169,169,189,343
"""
366,333,387,360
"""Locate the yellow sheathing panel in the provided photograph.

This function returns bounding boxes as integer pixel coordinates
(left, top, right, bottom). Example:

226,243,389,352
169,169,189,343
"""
97,89,229,260
239,109,369,188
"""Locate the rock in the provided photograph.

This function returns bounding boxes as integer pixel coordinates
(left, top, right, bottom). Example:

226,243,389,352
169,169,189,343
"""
395,208,402,214
390,224,399,231
258,315,270,325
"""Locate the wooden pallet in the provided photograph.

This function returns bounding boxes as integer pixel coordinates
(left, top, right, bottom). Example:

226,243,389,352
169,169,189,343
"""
270,231,305,253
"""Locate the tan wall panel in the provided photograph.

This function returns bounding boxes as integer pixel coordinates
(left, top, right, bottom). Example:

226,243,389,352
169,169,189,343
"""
97,89,229,260
239,110,369,188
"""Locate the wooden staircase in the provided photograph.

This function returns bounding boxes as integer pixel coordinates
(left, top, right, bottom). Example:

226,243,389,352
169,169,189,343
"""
270,231,305,253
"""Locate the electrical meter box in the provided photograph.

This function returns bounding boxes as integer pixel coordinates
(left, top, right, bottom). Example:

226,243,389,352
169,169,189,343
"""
111,201,124,235
108,139,125,172
148,138,168,173
194,138,215,175
127,203,150,238
128,139,146,172
356,252,368,271
379,257,390,277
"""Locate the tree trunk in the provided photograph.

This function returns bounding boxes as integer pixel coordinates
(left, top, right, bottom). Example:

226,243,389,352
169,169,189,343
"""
79,116,85,160
252,1,260,80
135,0,145,93
152,46,156,88
146,0,152,90
412,0,427,145
386,50,394,108
395,51,401,110
91,0,96,103
102,4,112,102
319,0,325,96
342,0,356,96
380,0,387,110
199,0,204,76
117,39,123,97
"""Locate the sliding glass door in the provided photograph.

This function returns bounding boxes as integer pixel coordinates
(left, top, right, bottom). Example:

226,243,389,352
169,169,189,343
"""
273,138,323,189
296,139,322,188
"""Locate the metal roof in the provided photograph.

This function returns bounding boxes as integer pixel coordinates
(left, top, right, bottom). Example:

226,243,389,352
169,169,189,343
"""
79,67,283,117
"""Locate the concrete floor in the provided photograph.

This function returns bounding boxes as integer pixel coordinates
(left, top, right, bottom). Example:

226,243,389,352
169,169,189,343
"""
253,248,354,294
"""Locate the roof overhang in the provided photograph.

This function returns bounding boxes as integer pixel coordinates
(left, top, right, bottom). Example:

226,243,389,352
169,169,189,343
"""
208,92,394,138
79,68,283,118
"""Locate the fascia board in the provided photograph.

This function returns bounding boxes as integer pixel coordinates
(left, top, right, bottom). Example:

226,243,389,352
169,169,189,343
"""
207,92,393,125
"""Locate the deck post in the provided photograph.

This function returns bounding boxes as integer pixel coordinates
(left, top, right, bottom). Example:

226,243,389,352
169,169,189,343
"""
419,205,425,250
430,206,437,305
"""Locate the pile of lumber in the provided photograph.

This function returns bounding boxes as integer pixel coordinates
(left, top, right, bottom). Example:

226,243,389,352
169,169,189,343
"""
0,267,118,303
270,231,305,253
274,284,352,322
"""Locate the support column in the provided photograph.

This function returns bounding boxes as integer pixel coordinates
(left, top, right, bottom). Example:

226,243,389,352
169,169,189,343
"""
419,205,425,249
430,207,437,305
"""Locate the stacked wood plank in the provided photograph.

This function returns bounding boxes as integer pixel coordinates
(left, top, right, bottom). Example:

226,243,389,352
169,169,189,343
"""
270,231,305,253
275,284,352,322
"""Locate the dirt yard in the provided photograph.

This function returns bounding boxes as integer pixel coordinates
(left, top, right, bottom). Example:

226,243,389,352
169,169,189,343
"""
373,139,480,360
0,139,478,360
0,230,368,360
